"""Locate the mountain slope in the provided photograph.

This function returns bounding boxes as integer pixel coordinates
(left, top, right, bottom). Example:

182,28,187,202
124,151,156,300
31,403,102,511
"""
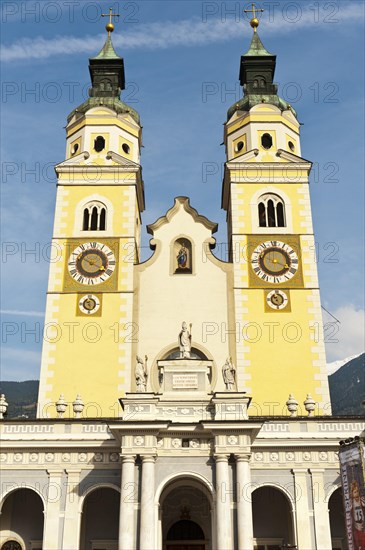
0,380,39,419
329,353,365,415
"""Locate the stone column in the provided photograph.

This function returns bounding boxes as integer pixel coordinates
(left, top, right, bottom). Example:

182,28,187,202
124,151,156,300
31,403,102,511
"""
215,454,233,549
235,454,253,550
140,455,156,550
309,468,333,549
62,469,81,550
119,455,136,550
42,469,64,550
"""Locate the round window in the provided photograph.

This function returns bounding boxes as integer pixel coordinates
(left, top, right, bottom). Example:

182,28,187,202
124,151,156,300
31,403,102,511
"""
261,133,273,150
94,136,105,153
2,541,22,550
235,141,245,153
122,143,130,154
71,143,79,156
288,141,295,152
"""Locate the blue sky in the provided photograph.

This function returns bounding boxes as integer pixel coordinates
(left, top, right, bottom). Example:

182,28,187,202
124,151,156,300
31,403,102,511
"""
1,0,364,380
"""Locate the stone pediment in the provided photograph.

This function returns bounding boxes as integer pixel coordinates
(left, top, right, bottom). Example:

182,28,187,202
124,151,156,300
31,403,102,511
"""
147,197,218,236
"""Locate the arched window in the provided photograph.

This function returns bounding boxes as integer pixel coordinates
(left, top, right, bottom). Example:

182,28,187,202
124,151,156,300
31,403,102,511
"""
258,194,286,228
82,201,107,231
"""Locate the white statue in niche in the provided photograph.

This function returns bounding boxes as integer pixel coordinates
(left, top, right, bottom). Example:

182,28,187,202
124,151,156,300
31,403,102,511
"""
178,322,192,358
135,355,148,392
222,357,236,391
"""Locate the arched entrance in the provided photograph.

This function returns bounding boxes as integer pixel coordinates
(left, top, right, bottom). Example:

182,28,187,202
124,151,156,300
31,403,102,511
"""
0,488,44,550
79,486,120,550
329,488,346,550
160,477,212,550
252,486,295,549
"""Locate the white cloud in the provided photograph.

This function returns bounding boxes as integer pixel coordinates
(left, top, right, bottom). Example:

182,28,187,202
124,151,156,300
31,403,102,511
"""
325,305,365,363
1,310,45,318
1,347,41,381
1,3,364,62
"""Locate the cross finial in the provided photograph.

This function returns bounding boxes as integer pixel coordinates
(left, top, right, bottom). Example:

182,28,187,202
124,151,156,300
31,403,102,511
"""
101,7,121,36
244,2,264,32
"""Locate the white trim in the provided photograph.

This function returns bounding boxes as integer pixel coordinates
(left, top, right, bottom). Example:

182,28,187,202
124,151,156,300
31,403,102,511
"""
251,482,296,511
0,484,46,513
155,472,214,506
78,482,121,514
325,484,342,504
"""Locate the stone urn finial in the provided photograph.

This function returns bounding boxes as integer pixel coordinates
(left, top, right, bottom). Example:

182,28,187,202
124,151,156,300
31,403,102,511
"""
72,395,84,418
0,394,9,420
55,394,68,418
286,394,298,417
304,394,316,417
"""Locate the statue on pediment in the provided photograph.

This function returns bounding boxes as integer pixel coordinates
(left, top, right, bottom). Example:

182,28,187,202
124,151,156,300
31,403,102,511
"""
135,355,148,392
222,357,236,391
178,322,192,358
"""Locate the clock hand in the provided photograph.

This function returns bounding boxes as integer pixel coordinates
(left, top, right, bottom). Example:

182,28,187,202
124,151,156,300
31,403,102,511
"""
276,262,289,269
270,259,289,269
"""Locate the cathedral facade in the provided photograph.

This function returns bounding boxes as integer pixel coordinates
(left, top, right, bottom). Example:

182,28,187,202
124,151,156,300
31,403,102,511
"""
1,10,364,550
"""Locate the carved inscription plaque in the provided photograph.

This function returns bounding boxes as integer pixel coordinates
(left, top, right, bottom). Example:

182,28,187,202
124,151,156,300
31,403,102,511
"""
172,374,198,390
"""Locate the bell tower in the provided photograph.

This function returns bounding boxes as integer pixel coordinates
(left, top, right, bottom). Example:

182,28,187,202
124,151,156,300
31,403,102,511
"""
222,10,331,415
37,13,145,418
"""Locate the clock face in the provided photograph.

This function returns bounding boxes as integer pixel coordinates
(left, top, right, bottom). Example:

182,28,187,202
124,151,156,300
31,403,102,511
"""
68,242,116,285
251,240,299,284
78,294,101,315
266,289,289,310
79,294,100,315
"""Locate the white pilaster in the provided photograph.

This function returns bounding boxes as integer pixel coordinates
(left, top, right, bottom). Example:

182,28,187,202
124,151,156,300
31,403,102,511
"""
140,455,156,550
62,470,82,550
310,469,333,549
119,455,136,550
236,454,253,550
215,454,233,550
292,468,313,549
42,469,63,550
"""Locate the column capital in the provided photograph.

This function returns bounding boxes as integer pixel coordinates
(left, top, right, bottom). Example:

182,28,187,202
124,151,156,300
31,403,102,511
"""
46,469,64,476
120,454,136,464
214,453,229,463
235,453,251,462
140,454,156,463
65,469,82,475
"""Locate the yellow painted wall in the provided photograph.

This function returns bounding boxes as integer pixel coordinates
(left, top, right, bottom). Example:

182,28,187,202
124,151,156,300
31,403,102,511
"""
39,182,138,417
39,292,133,418
236,287,326,415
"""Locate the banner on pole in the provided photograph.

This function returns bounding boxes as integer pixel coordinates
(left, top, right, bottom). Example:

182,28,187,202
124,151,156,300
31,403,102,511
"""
339,440,365,550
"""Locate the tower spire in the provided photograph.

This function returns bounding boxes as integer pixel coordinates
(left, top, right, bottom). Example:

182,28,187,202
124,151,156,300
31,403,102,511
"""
67,5,139,124
244,3,264,33
226,3,297,119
